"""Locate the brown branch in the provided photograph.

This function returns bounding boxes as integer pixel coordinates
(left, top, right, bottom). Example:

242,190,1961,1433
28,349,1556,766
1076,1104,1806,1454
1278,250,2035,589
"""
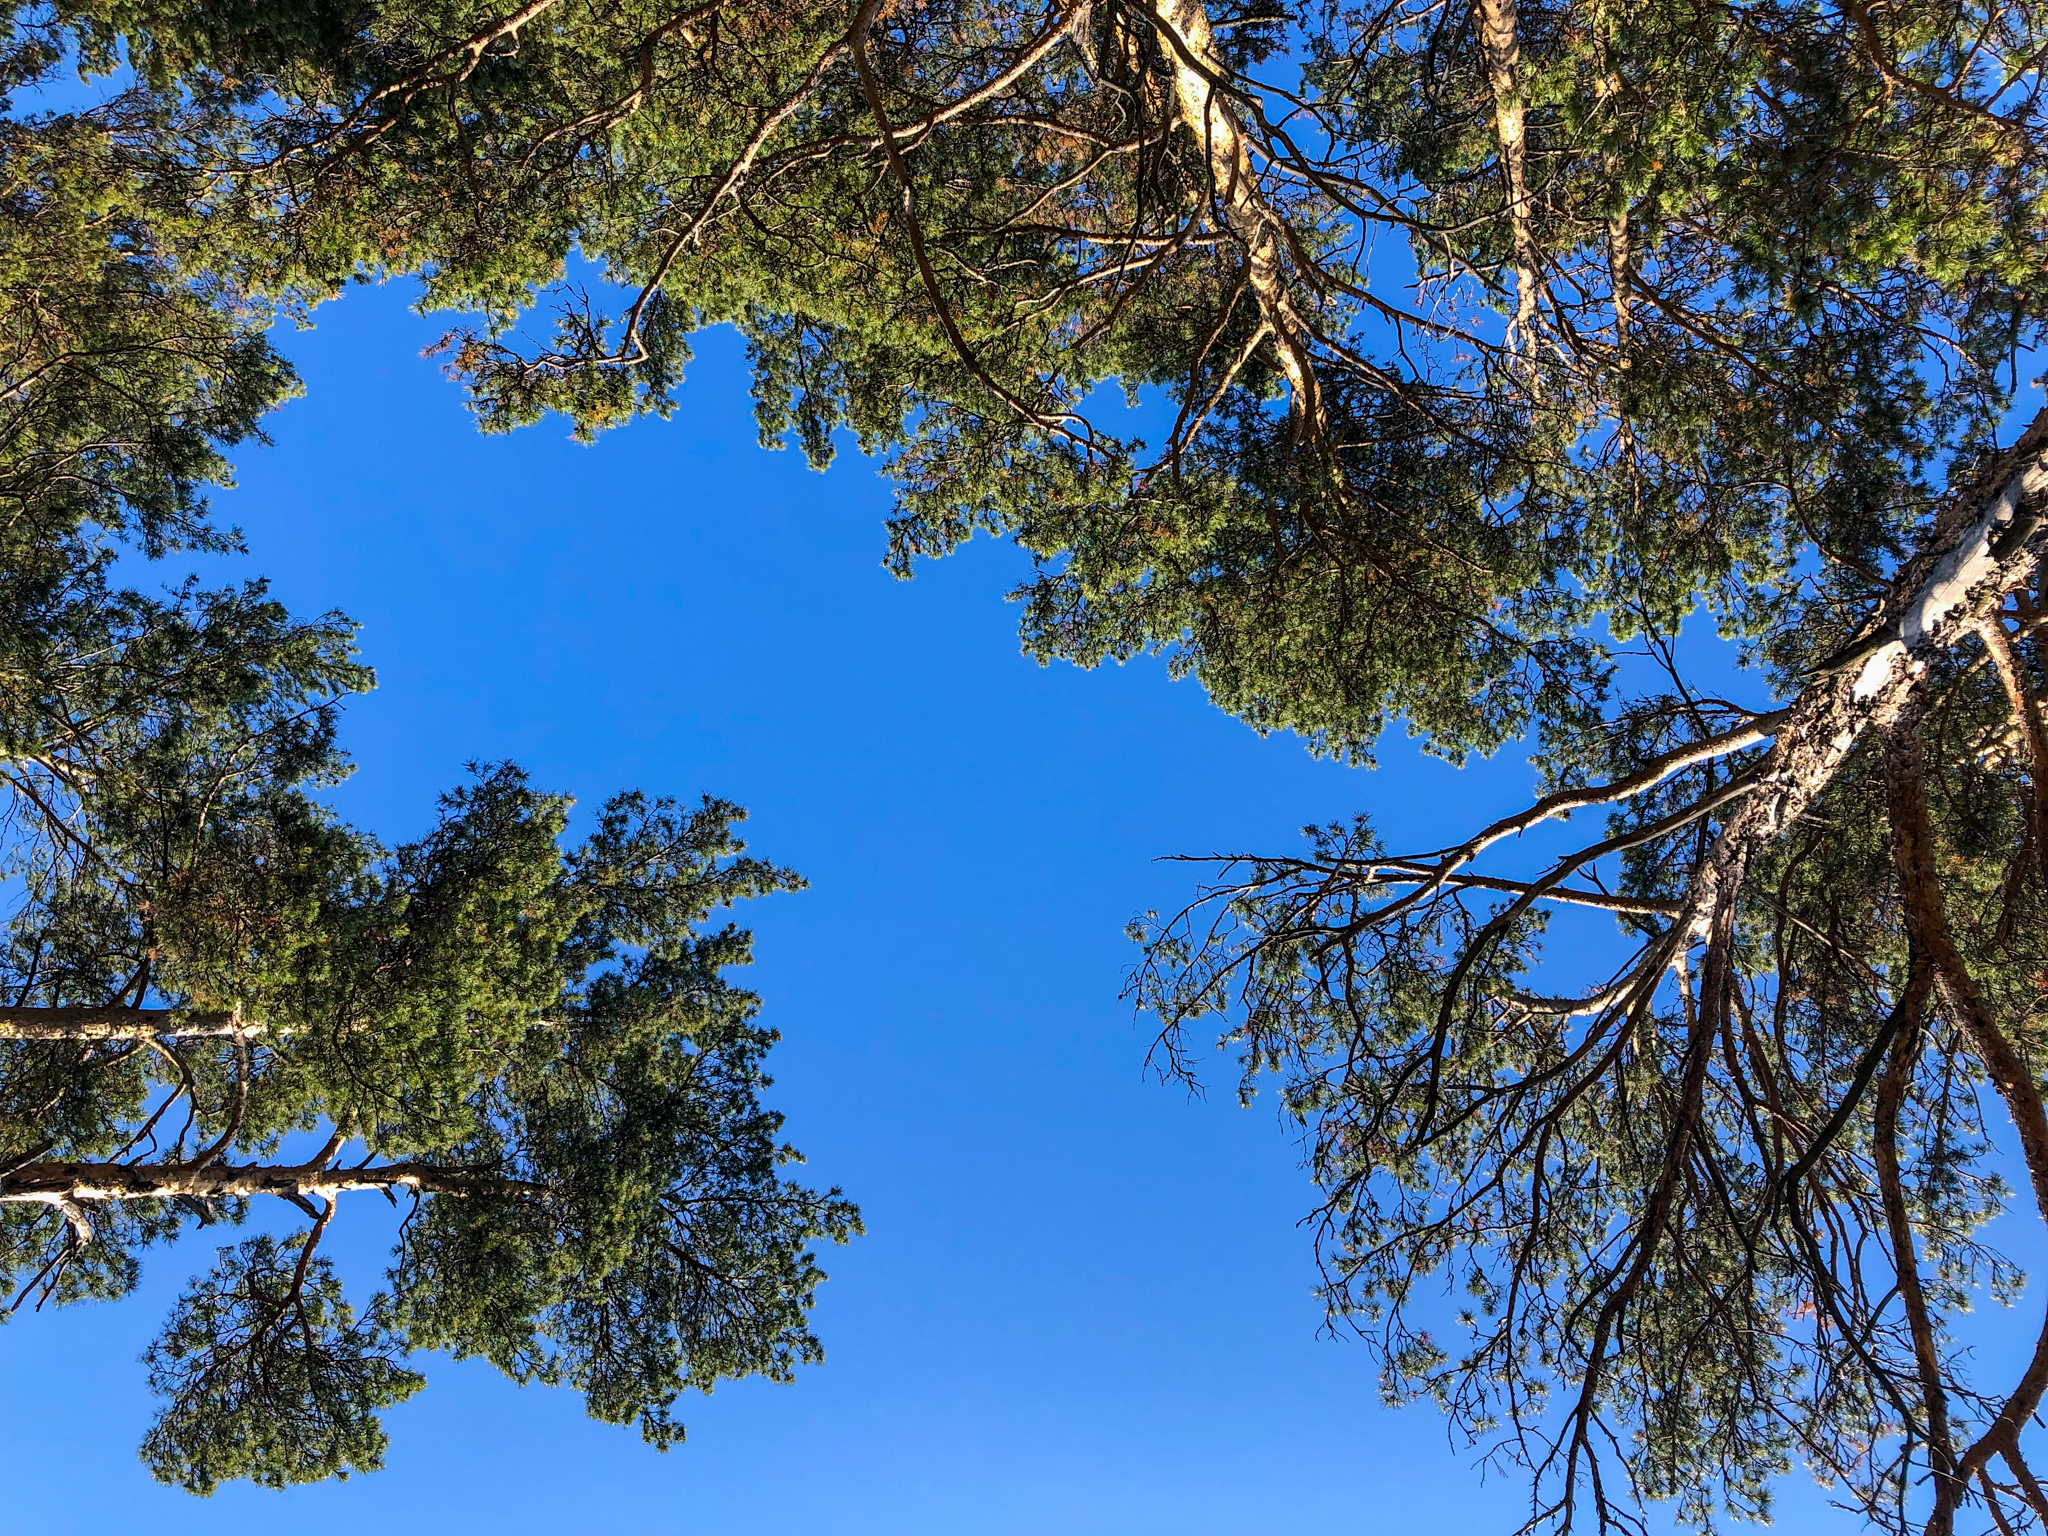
1370,862,1683,915
669,44,850,256
188,1019,251,1172
2002,1445,2048,1526
865,10,1073,150
1644,410,2048,982
1887,715,2048,1228
1771,958,1930,1211
1836,0,2033,147
1356,409,2048,1529
1869,964,1960,1534
1980,1469,2023,1536
1436,710,1791,866
1555,870,1735,1525
1888,709,2048,1500
850,0,1096,451
363,0,572,112
1977,612,2048,885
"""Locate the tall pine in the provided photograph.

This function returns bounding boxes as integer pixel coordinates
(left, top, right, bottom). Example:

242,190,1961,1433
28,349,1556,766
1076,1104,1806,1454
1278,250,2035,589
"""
0,60,856,1491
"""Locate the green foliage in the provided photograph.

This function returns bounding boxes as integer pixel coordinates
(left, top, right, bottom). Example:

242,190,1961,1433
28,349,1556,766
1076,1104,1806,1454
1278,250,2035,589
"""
142,1233,425,1493
0,64,856,1492
0,107,300,556
0,754,858,1489
36,0,2032,753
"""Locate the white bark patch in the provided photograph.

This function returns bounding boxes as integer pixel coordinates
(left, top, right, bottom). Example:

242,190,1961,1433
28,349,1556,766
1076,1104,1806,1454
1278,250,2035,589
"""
1852,642,1906,703
1853,460,2048,701
1905,466,2038,645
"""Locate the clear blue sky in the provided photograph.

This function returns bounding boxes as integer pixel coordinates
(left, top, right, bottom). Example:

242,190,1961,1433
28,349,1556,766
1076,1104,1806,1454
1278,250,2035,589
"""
0,285,1931,1535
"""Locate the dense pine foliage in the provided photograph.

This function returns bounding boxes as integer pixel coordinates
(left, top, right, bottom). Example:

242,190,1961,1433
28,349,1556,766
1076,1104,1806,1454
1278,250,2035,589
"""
0,41,855,1490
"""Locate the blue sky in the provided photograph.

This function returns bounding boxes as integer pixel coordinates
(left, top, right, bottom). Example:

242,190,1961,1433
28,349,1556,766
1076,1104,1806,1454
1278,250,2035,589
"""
0,281,1981,1536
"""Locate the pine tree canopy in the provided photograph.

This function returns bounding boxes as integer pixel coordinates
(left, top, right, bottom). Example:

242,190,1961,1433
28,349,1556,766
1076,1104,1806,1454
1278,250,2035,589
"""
4,0,2048,1527
0,68,857,1493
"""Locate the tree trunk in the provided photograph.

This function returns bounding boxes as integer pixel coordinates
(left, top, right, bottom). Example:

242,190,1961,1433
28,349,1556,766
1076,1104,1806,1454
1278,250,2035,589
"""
1475,0,1540,348
1666,412,2048,955
1126,0,1325,438
0,1007,246,1040
0,1159,532,1203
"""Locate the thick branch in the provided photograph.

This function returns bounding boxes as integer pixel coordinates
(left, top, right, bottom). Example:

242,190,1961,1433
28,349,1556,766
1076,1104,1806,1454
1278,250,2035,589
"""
1869,974,1960,1535
1976,613,2048,884
1373,864,1680,915
0,1006,250,1040
0,1159,537,1204
1474,0,1539,348
365,0,571,113
1888,708,2048,1495
1440,709,1790,866
851,0,1093,449
1126,0,1325,437
1663,411,2048,959
1498,412,2047,1525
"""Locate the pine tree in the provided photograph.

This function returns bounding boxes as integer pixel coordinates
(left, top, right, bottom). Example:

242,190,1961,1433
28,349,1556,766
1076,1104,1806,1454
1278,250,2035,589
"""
0,75,856,1492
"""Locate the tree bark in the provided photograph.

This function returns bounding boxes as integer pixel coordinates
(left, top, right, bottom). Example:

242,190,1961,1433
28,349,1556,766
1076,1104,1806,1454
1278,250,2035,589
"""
1125,0,1325,438
0,1159,534,1204
1664,412,2048,958
1870,968,1959,1534
1475,0,1540,348
1887,703,2048,1507
0,1006,247,1041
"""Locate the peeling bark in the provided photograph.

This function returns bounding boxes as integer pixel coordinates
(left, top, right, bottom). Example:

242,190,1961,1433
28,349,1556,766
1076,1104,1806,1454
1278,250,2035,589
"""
18,1192,97,1249
1604,189,1629,345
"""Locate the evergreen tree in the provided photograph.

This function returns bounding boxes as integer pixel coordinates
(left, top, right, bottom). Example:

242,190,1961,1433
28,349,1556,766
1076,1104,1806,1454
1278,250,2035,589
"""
8,0,2048,1526
0,74,856,1492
